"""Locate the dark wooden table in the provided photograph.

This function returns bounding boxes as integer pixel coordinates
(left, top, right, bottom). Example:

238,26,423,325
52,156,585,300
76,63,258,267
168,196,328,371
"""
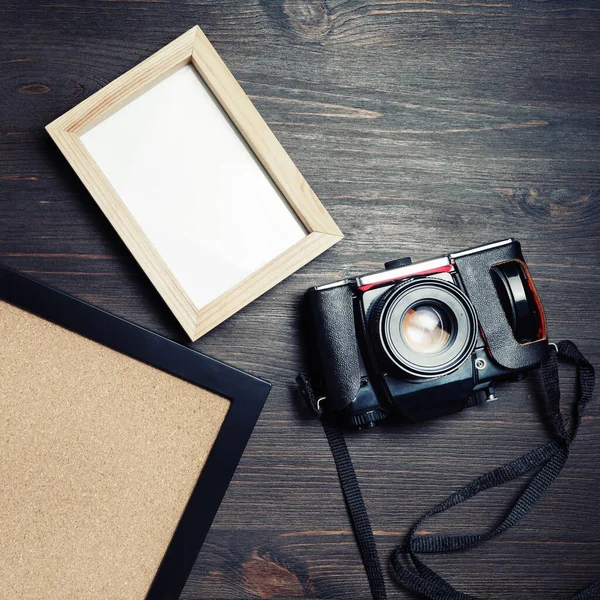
1,1,599,598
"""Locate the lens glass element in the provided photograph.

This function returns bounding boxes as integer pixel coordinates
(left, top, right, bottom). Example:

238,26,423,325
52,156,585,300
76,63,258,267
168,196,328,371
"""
371,278,478,378
400,304,452,355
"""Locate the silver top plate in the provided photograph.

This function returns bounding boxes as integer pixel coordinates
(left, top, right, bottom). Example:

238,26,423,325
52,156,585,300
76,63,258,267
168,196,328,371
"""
312,278,351,291
356,256,452,288
312,239,514,292
450,239,513,259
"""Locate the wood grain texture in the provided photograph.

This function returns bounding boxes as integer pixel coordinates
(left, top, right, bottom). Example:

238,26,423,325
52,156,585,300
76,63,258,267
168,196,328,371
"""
1,1,599,598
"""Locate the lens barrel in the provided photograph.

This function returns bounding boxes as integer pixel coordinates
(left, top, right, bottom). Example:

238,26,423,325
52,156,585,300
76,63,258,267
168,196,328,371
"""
370,278,478,378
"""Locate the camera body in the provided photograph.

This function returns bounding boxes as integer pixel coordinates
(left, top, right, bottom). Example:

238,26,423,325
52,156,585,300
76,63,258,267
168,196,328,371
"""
306,240,548,428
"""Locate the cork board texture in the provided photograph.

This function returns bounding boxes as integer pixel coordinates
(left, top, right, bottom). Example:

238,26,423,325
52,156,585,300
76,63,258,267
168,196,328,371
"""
0,299,231,599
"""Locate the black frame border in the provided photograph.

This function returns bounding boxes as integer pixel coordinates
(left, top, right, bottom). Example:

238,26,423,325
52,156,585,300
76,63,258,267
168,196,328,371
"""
0,265,271,600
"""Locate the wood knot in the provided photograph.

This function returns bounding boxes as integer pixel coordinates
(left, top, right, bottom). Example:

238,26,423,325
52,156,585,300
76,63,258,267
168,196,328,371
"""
282,0,332,41
241,549,312,598
498,188,597,221
19,83,51,95
516,188,549,216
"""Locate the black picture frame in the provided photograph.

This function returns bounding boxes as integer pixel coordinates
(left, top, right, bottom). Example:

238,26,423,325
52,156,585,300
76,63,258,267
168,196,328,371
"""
0,264,271,600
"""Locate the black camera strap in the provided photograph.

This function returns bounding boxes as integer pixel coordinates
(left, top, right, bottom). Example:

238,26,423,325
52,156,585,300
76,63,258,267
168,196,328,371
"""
297,340,599,599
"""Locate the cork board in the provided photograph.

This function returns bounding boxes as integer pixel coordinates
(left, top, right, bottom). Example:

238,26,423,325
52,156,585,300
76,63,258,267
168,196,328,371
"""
0,299,231,599
0,266,269,600
0,265,270,599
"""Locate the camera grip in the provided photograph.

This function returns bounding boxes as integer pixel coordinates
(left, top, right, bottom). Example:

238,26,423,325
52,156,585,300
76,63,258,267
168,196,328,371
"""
307,285,362,411
453,241,548,370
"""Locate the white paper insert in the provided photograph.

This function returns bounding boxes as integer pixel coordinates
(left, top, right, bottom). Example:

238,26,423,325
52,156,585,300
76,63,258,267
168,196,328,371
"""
81,64,307,310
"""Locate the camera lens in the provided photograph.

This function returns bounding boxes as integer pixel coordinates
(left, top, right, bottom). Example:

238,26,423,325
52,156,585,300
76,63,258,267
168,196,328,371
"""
400,303,453,355
371,278,477,378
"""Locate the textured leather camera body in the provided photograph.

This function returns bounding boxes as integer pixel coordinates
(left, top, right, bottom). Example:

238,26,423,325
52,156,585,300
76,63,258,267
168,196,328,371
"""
306,240,548,427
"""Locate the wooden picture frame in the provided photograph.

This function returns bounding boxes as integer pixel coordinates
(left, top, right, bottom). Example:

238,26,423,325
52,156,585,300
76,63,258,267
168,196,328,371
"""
46,26,342,341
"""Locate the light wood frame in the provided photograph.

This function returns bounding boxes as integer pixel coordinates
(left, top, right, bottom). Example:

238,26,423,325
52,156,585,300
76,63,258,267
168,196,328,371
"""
46,26,342,340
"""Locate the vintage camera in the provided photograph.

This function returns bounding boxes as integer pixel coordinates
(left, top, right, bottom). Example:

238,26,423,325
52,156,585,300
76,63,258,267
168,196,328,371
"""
306,239,548,428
